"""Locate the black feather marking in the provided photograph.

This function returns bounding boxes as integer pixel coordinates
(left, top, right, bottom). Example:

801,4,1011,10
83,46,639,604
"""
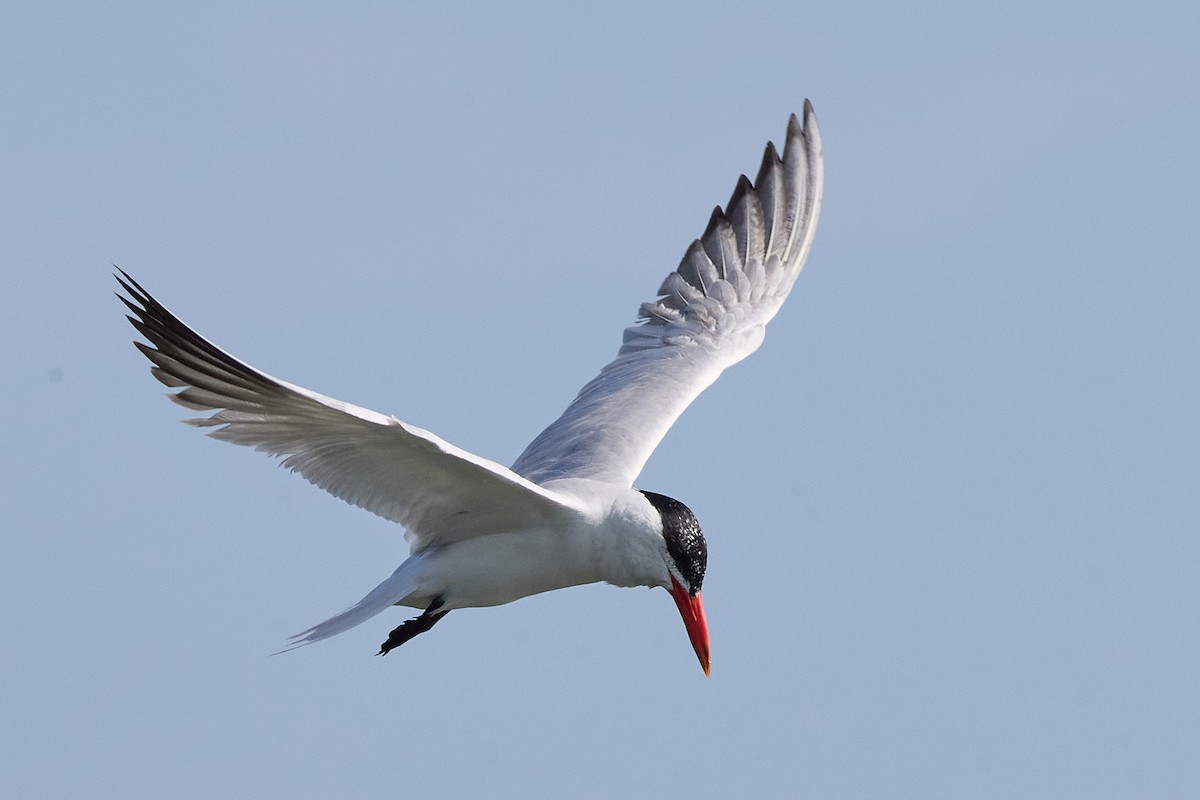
115,269,280,393
639,490,707,594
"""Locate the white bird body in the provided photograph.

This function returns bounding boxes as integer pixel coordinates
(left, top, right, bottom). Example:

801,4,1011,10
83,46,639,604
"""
119,102,824,673
384,483,669,611
408,483,670,606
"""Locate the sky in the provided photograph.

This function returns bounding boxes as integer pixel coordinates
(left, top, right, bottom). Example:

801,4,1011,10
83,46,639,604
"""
3,2,1198,797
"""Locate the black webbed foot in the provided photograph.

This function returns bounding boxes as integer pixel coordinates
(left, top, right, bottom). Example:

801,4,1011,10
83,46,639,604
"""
378,597,448,656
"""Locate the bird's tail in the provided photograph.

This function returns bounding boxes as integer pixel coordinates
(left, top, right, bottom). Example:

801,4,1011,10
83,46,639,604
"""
277,558,424,653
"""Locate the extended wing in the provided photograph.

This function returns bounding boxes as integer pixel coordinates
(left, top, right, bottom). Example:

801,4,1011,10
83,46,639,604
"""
118,271,577,552
512,103,823,486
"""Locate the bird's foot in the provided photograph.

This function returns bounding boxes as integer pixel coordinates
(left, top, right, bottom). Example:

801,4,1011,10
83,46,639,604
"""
378,597,448,656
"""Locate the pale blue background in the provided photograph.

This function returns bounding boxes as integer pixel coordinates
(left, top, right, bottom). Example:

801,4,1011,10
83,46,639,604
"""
3,2,1198,798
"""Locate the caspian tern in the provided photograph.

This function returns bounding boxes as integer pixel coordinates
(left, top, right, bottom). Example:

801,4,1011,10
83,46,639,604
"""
118,102,822,675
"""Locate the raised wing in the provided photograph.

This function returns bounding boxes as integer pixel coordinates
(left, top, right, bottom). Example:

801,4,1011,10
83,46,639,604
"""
117,271,577,552
512,103,823,486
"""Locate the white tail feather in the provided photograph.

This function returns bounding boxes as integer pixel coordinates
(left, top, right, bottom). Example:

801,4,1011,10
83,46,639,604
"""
276,559,423,653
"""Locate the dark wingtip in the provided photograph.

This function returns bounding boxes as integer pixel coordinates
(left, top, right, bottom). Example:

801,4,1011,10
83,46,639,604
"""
113,266,141,296
727,173,754,210
113,268,159,318
701,205,725,241
787,109,805,143
755,140,781,188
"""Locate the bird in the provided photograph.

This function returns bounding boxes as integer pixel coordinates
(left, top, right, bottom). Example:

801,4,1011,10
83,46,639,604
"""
118,102,823,675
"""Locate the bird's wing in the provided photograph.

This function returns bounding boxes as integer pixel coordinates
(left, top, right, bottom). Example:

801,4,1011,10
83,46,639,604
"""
117,271,578,552
512,103,823,487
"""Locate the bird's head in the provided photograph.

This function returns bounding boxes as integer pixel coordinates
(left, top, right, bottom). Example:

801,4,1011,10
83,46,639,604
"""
640,490,710,675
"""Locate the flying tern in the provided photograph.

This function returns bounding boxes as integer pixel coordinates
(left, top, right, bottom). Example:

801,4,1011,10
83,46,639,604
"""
118,102,823,674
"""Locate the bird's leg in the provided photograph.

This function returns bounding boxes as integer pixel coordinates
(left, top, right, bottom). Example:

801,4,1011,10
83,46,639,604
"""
378,597,448,656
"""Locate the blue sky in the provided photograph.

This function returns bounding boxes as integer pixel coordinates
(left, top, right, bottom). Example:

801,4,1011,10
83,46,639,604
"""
3,2,1198,797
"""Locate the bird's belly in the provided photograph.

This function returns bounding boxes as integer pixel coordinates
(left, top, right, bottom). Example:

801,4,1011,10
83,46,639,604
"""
412,530,599,609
